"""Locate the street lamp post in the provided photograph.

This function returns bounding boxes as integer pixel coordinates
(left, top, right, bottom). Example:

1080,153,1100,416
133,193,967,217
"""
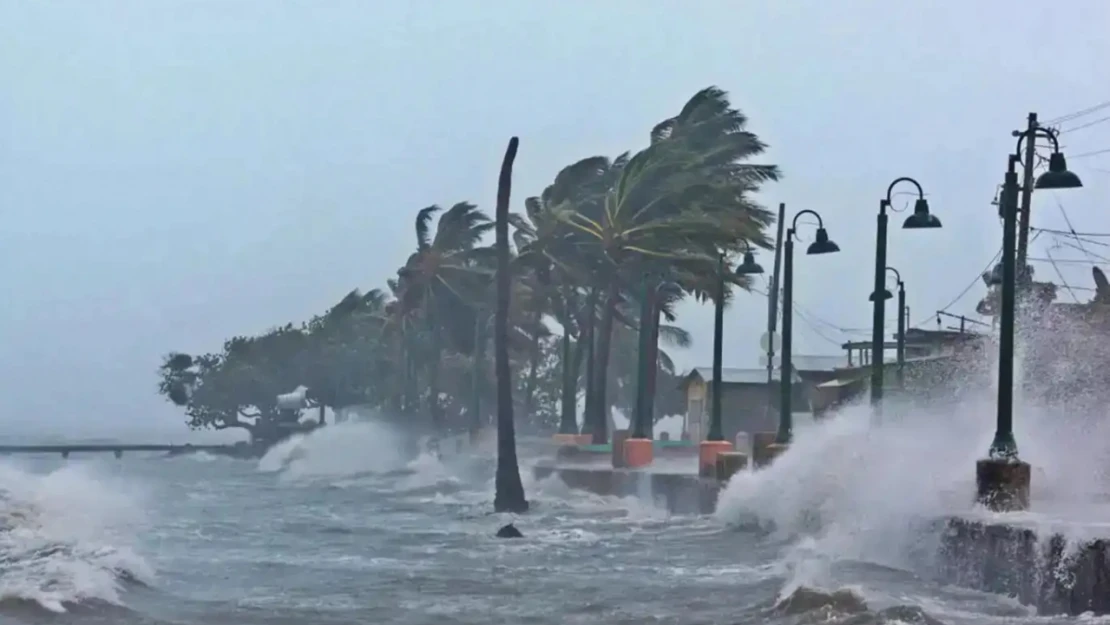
871,267,907,388
977,126,1083,512
870,178,942,418
776,210,841,452
698,247,764,477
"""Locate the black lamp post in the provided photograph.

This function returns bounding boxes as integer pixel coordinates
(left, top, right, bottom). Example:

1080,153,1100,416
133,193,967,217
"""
978,127,1082,512
779,210,840,445
707,247,764,442
871,267,907,387
870,178,941,416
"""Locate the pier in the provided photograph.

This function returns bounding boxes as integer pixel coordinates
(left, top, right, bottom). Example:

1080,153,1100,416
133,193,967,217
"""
0,444,238,458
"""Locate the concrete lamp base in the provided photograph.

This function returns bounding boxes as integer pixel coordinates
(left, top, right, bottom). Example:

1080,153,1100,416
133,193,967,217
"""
698,440,733,477
714,451,748,482
624,438,653,468
759,443,789,467
611,429,630,469
976,458,1031,512
751,432,779,467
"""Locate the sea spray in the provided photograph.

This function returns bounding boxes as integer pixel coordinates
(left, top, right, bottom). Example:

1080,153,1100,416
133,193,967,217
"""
257,420,412,480
715,384,1110,591
0,460,152,612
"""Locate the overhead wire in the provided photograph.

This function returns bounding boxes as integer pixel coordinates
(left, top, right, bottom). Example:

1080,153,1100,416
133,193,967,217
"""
1044,101,1110,126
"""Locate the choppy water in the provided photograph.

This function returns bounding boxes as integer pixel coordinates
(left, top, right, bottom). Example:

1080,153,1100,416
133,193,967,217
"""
2,405,1110,625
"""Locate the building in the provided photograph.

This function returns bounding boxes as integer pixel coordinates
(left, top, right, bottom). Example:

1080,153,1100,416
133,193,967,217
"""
678,364,820,443
810,327,990,412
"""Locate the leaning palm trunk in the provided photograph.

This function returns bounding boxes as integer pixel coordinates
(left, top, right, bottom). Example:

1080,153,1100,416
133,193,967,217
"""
589,279,619,444
631,281,656,439
493,137,528,514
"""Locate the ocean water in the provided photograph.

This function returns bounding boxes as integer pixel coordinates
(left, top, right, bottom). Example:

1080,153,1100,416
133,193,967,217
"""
2,403,1110,625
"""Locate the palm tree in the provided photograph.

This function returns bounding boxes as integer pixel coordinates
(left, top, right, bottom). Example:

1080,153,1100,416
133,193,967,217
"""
391,202,495,429
557,87,780,443
494,137,528,514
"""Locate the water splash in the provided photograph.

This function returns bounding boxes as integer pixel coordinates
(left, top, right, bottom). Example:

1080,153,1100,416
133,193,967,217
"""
0,461,152,613
715,386,1110,587
257,421,413,480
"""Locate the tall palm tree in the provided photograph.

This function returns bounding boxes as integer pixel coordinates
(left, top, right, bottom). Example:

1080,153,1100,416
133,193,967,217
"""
559,87,780,443
494,137,528,514
392,202,495,429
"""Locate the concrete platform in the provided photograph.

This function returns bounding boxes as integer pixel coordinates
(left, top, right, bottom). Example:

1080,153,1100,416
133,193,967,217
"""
532,463,721,514
938,515,1110,615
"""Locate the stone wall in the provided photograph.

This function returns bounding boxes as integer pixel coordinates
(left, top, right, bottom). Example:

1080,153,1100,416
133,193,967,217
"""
938,517,1110,615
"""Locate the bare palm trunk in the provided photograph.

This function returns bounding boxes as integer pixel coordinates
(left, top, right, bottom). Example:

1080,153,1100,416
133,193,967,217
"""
558,331,577,434
631,281,656,439
590,280,619,444
521,306,543,421
428,319,443,430
644,299,662,429
493,137,528,514
470,315,485,432
580,287,600,441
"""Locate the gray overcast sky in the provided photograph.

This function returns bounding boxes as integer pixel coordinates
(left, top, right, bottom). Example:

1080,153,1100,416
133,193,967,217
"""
2,1,1109,440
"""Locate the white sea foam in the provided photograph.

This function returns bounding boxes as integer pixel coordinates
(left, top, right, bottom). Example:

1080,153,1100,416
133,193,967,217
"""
0,461,153,612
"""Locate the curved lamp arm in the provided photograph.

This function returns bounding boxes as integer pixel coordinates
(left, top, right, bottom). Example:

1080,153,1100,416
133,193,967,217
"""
885,266,903,286
790,209,825,234
1015,125,1061,156
885,177,925,206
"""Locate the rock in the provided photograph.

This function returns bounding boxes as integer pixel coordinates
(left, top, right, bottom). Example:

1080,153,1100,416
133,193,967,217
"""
775,587,868,616
495,523,523,539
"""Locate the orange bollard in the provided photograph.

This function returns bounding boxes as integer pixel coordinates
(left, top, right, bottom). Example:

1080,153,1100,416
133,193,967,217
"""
624,438,653,468
698,440,733,477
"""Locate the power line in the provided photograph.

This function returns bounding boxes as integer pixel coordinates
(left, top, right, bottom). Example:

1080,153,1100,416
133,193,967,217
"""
1044,248,1080,303
935,247,1002,315
1028,256,1105,265
1059,114,1110,134
1031,226,1110,239
1045,101,1110,126
1069,147,1110,160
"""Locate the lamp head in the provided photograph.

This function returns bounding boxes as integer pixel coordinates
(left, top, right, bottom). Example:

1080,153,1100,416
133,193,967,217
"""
987,262,1004,286
734,251,765,275
806,227,840,255
1035,152,1083,189
902,197,942,229
869,289,894,302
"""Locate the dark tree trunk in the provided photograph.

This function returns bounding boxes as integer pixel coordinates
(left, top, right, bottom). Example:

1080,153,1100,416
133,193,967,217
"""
402,340,418,416
317,403,326,427
428,318,443,429
558,285,579,434
558,331,577,434
589,280,619,444
644,298,662,427
522,306,543,421
580,287,600,441
471,315,485,432
631,281,656,439
493,137,528,514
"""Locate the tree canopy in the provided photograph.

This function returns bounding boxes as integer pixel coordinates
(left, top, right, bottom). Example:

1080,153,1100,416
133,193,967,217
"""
156,86,779,442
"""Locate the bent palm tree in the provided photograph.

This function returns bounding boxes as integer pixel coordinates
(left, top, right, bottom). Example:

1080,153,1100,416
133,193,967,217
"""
494,137,528,514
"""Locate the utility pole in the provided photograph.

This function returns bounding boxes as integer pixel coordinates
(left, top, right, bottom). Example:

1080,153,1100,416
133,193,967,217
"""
1015,112,1038,280
765,202,786,420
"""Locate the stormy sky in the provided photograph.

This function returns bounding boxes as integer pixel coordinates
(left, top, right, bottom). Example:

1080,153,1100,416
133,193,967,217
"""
2,1,1108,441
